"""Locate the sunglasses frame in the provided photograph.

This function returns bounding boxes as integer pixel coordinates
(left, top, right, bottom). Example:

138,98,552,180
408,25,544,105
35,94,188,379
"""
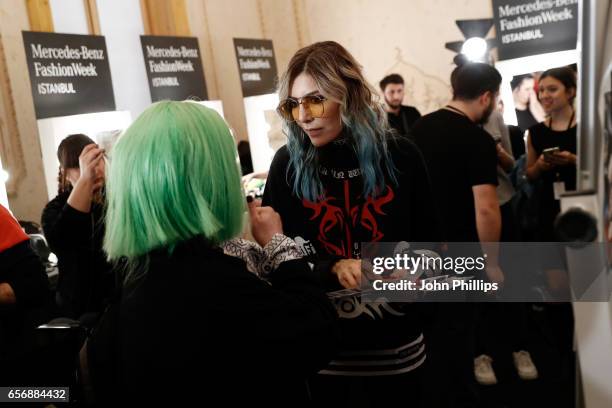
277,94,327,122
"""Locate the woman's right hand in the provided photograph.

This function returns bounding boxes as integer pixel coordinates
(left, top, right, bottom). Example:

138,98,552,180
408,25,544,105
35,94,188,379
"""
78,144,105,190
536,154,555,172
332,259,362,289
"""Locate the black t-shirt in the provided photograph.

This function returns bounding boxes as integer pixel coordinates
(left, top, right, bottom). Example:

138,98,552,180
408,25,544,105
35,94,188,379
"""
508,125,526,159
528,122,577,240
387,105,421,139
515,108,538,132
412,109,498,242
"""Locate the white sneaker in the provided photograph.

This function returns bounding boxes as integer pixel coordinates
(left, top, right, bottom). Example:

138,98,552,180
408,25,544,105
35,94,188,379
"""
513,350,539,380
474,354,498,385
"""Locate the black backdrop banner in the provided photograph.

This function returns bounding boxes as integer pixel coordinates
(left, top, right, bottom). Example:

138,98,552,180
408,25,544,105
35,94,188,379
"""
492,0,578,60
22,31,115,119
233,38,278,97
140,35,208,102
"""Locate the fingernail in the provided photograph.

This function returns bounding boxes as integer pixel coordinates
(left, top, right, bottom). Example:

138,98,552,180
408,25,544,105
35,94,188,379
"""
246,195,253,203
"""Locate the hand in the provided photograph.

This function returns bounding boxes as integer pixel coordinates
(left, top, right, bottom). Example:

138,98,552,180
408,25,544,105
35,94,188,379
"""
548,151,576,166
78,144,105,191
247,196,283,247
537,154,555,172
332,259,361,289
528,87,539,105
485,264,505,287
496,143,508,160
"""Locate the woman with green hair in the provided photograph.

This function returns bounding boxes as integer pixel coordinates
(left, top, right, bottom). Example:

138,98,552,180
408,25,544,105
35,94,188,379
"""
82,101,338,405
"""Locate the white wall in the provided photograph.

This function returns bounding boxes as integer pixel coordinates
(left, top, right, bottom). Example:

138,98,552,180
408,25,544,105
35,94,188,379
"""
96,0,151,120
0,157,9,209
50,0,89,34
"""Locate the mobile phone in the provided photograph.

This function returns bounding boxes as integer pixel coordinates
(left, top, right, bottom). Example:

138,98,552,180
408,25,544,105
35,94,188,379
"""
543,147,560,158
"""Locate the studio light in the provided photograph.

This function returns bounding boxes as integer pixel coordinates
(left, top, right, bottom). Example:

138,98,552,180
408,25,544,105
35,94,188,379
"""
445,18,497,64
461,37,488,62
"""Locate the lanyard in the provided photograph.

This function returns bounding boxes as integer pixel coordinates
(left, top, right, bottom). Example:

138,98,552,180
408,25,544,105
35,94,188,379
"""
548,109,575,131
445,105,469,118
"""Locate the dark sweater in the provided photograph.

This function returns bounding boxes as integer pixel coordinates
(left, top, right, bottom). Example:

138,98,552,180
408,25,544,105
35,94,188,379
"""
41,191,114,319
263,136,440,376
86,236,339,405
387,105,422,140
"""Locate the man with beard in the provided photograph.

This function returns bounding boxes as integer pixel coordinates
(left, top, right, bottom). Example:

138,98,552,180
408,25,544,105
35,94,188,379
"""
412,62,501,245
411,61,503,407
379,74,421,139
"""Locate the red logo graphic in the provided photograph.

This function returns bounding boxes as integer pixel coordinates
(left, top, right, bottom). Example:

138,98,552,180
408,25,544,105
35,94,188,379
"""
303,181,394,257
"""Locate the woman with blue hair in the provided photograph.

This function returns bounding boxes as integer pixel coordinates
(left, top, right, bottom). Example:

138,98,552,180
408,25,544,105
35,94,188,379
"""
263,41,440,406
81,101,338,405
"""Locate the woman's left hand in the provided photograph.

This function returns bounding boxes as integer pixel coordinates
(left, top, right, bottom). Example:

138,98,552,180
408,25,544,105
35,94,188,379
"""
548,151,576,166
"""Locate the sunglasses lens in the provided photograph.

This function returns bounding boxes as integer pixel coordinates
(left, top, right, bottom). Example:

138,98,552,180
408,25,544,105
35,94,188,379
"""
304,96,325,118
278,100,298,121
278,96,325,121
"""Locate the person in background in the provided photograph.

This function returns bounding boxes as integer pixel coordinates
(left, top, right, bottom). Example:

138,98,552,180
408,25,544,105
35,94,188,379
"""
479,85,539,387
265,41,440,407
379,73,422,139
498,99,527,160
237,140,254,176
525,67,577,241
0,204,49,383
82,101,338,405
512,74,545,132
41,134,114,322
524,66,578,399
411,61,503,407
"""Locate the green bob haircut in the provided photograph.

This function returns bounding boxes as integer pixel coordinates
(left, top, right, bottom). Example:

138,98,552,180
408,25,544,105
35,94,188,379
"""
104,100,245,262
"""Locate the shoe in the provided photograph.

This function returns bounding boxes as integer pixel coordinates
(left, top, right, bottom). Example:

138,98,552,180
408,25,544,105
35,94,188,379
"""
513,350,539,380
474,354,498,385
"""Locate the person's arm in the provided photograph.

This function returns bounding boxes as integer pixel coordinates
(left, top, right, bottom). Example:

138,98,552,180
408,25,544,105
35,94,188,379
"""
525,130,554,181
0,240,49,307
473,184,501,243
0,283,16,304
497,143,515,173
528,88,546,123
67,144,105,213
485,112,515,172
262,147,344,290
498,121,515,172
42,196,94,253
473,184,503,285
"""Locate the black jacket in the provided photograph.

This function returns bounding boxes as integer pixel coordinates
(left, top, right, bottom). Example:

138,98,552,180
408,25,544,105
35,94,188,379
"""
86,236,339,405
41,191,114,319
0,240,50,351
387,105,422,139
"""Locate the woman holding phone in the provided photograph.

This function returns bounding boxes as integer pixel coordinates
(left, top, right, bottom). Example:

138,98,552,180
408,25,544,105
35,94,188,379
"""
525,66,577,241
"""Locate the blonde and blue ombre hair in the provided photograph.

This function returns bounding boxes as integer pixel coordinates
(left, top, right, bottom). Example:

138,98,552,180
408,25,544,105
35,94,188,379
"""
277,41,397,202
104,101,244,269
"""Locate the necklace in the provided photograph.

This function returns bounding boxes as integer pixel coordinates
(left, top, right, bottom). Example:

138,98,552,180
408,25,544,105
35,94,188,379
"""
445,104,469,118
